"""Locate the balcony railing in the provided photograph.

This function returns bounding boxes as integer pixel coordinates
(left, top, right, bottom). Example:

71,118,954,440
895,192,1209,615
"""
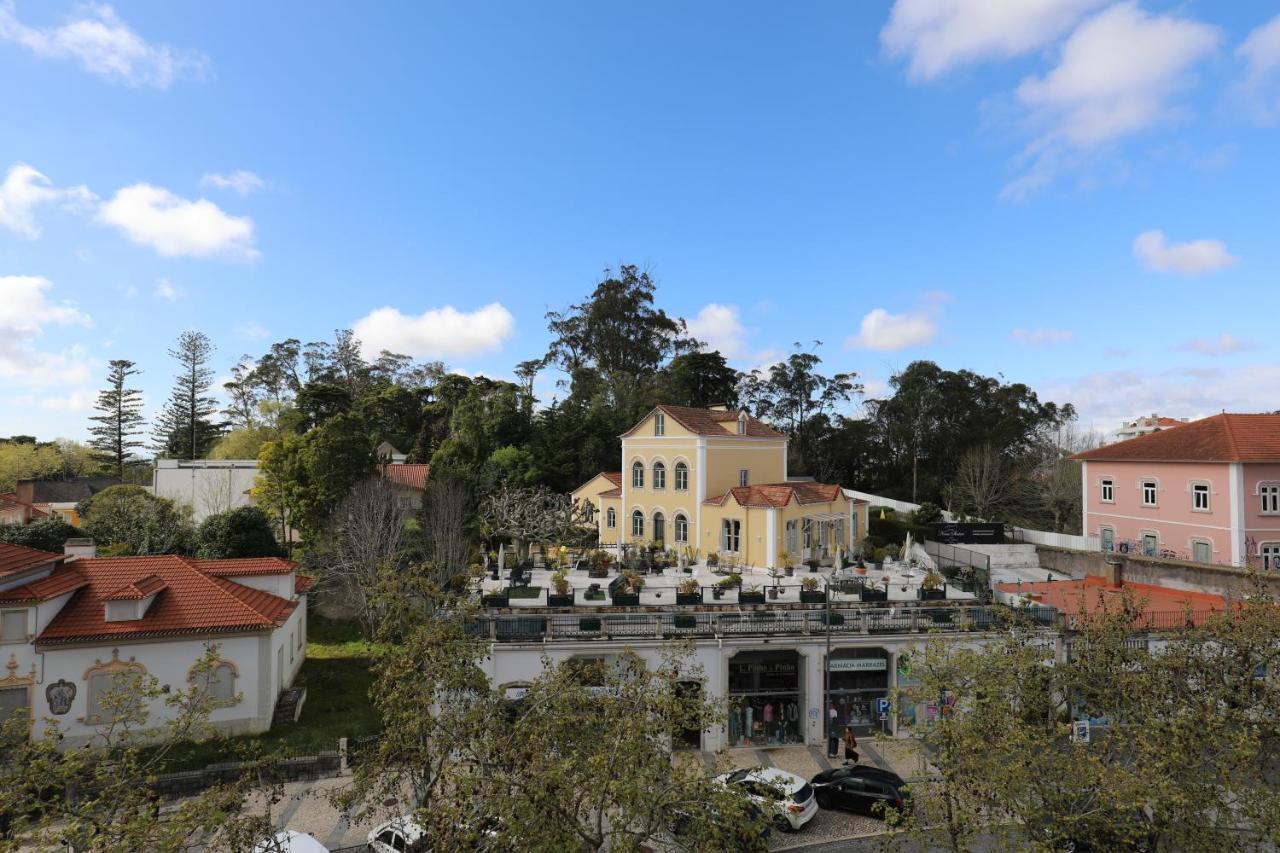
467,604,1061,643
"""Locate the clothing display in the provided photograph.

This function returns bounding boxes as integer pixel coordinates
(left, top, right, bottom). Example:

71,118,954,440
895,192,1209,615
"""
728,697,802,746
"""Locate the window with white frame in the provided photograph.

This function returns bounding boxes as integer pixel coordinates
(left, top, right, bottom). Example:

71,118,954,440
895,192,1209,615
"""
1192,483,1210,511
631,510,644,538
191,662,237,705
1100,478,1114,503
674,514,688,543
652,461,666,490
606,507,616,528
86,670,145,723
737,417,746,435
1141,533,1158,556
1192,540,1211,563
631,461,644,489
1141,480,1158,506
654,412,665,436
1261,543,1280,571
0,609,26,643
786,519,798,554
721,519,741,552
1261,484,1280,514
1100,527,1114,552
739,468,749,487
674,462,688,491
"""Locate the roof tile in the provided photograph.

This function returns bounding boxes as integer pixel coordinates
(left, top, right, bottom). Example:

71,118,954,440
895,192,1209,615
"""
0,541,62,578
624,406,786,439
380,463,429,490
1075,413,1280,463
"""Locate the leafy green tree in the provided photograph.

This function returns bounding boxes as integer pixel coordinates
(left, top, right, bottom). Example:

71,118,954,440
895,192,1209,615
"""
0,438,101,492
152,331,225,459
78,484,195,556
660,350,741,409
196,506,283,559
87,359,145,477
0,518,78,552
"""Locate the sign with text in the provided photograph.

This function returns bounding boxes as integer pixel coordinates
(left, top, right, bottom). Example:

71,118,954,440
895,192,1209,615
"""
828,658,888,672
933,522,1004,545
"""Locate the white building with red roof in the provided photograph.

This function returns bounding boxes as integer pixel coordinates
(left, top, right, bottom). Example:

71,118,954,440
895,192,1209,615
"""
0,540,309,746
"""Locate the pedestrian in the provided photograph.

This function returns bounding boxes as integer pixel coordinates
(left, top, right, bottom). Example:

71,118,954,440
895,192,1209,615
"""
842,726,859,765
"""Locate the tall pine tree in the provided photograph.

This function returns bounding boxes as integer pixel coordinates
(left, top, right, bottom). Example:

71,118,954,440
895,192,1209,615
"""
153,331,225,459
88,359,145,476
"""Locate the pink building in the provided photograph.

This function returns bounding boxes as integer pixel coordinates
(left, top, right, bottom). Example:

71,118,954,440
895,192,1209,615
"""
1074,413,1280,568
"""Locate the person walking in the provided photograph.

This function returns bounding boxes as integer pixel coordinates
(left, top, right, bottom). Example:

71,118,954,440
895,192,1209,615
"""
842,727,859,765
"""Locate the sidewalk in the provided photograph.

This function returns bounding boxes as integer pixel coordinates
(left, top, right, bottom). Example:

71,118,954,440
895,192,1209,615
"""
714,736,936,783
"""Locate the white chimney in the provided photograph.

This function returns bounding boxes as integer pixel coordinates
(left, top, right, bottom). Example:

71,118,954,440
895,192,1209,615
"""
63,538,97,560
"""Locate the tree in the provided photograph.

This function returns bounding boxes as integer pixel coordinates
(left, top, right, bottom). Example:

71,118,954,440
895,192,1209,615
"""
0,518,78,552
153,331,225,459
196,506,282,559
0,645,278,852
222,359,262,431
660,350,741,409
895,594,1280,852
78,484,195,556
478,482,594,560
87,359,145,477
345,604,769,852
0,438,101,493
420,473,474,591
943,443,1021,521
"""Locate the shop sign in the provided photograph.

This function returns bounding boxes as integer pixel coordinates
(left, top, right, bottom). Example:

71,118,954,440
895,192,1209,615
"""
933,522,1004,544
828,658,888,672
732,662,797,675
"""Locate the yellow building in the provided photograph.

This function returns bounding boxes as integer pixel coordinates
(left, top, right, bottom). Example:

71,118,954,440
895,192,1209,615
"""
571,405,868,570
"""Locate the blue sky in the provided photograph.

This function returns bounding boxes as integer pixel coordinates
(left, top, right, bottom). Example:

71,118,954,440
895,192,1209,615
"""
3,0,1280,441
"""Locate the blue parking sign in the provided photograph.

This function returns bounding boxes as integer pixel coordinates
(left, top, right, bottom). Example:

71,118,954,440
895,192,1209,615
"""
875,698,891,715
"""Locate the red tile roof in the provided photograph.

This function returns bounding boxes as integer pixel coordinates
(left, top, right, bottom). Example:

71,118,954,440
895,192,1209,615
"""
602,471,623,487
37,555,297,645
705,482,844,508
295,575,315,594
0,541,62,578
995,575,1225,624
598,487,622,499
195,557,298,576
0,564,87,603
623,406,786,439
380,463,430,490
1076,413,1280,462
104,574,167,600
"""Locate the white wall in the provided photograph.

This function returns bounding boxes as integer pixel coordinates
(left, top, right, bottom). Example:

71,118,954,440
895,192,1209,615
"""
228,574,294,599
152,459,260,522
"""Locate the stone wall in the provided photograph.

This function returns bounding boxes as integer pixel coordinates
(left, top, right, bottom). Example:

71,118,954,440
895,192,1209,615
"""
1034,545,1280,601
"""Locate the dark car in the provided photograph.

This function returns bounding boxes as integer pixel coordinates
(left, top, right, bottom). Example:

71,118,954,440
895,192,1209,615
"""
809,765,910,820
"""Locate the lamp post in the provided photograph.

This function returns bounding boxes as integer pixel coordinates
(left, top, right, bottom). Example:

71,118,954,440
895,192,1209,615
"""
824,569,834,757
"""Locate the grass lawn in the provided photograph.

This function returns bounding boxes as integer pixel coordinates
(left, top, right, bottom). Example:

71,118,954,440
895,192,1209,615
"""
507,585,544,600
157,615,383,771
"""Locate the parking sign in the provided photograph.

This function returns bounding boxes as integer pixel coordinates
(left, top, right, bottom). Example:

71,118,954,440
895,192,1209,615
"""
875,698,891,716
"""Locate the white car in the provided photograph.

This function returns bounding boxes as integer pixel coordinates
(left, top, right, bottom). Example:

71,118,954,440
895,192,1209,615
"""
716,767,819,831
367,815,427,853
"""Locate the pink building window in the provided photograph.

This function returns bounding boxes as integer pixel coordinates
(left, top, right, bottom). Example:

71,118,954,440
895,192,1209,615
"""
1141,480,1158,507
1192,483,1210,512
1261,484,1280,515
1100,478,1114,503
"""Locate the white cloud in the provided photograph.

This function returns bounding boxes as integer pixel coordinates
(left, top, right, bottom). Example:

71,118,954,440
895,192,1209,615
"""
1132,229,1238,275
97,183,258,260
0,1,208,88
0,275,93,387
200,170,265,196
685,303,749,360
353,303,516,359
1234,14,1280,124
0,162,95,238
1003,3,1220,199
153,278,179,301
1011,327,1075,346
1177,333,1255,356
882,0,1105,81
845,293,945,351
235,321,269,341
22,388,98,412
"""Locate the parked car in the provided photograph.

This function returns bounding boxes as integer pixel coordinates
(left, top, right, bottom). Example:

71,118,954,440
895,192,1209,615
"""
715,767,818,831
367,816,427,853
254,830,330,852
810,765,911,820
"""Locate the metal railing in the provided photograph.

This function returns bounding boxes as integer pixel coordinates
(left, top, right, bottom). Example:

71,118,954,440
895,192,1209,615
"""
923,540,992,601
468,605,1060,643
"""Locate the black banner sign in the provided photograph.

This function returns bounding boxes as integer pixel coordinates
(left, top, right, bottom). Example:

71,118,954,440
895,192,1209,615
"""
933,522,1004,545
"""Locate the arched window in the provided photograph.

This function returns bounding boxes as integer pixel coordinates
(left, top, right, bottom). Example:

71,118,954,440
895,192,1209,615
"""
631,510,644,538
674,513,688,543
674,462,688,491
190,660,239,707
606,507,616,528
652,461,666,490
631,461,644,489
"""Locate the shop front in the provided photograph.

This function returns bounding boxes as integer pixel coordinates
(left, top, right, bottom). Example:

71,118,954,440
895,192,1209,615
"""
727,650,803,746
825,647,891,736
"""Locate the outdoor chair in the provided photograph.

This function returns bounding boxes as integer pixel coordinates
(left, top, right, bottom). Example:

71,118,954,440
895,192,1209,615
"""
509,565,531,588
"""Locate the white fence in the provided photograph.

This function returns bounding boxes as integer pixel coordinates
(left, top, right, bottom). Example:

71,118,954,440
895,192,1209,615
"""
844,490,1099,552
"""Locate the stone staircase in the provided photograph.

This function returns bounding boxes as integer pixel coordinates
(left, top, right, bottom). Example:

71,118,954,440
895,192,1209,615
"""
272,685,307,728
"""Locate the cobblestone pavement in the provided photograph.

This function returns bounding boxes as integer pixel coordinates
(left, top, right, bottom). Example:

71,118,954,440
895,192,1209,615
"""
244,740,935,850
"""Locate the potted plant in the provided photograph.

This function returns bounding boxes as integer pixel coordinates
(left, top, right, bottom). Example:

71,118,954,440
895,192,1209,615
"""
706,553,719,568
740,583,766,605
860,580,888,602
677,577,702,605
482,588,509,607
883,543,901,564
778,550,794,577
919,569,947,600
800,576,826,604
806,557,820,573
548,570,574,607
612,572,643,606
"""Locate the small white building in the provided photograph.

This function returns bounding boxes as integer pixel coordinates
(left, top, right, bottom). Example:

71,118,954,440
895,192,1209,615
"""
0,541,309,747
152,458,260,522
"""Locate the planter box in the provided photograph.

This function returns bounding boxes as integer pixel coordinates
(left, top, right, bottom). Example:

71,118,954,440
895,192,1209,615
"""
481,594,509,608
820,612,845,626
547,594,575,607
800,590,827,604
676,593,702,605
739,592,766,605
611,593,640,606
860,589,888,602
673,614,698,629
918,588,947,601
588,566,609,578
711,589,725,600
578,617,602,632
